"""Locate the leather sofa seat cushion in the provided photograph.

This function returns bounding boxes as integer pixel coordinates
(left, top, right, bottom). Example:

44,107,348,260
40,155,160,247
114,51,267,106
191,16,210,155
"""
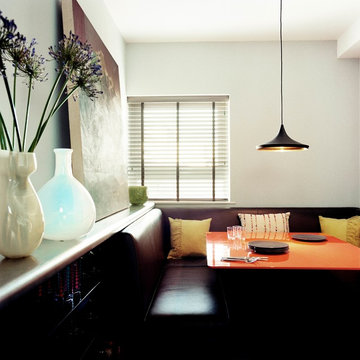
166,257,207,267
146,264,228,325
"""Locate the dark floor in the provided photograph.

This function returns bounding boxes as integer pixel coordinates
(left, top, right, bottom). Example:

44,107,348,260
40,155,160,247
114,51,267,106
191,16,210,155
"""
2,268,359,360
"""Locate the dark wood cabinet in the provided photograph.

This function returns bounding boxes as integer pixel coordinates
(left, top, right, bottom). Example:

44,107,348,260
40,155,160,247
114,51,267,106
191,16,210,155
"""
0,204,155,360
0,243,122,359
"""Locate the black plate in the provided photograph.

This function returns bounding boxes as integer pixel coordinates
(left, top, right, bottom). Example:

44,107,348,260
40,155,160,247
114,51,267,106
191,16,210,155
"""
248,241,289,254
291,234,327,242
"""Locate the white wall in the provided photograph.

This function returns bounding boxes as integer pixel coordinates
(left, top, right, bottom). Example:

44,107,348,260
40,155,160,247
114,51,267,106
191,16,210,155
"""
2,2,357,207
126,41,359,207
0,0,127,190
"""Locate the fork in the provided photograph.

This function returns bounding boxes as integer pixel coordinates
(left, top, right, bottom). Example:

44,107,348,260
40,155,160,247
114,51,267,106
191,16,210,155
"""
221,256,268,262
245,256,267,263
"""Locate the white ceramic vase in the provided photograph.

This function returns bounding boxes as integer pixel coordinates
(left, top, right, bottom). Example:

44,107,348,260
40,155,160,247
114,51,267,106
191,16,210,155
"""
0,149,44,258
38,148,96,241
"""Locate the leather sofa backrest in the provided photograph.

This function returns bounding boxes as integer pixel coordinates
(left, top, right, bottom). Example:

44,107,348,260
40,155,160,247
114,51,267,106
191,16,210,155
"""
120,208,165,319
158,206,360,253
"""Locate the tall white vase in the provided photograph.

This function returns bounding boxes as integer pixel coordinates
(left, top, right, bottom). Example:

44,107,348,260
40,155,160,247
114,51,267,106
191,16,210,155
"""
38,148,96,240
0,150,44,258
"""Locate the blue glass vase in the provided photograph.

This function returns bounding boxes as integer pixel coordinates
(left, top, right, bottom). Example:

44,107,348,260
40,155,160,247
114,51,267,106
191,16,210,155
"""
38,148,96,241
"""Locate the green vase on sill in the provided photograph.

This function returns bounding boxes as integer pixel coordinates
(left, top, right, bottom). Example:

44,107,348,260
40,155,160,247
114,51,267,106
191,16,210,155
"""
129,186,148,206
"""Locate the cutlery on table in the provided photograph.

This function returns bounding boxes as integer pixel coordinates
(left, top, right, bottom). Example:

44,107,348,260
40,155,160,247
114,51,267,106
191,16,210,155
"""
221,256,268,262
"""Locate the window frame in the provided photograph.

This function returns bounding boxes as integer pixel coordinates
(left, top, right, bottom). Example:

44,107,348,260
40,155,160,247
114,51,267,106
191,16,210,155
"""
127,95,230,202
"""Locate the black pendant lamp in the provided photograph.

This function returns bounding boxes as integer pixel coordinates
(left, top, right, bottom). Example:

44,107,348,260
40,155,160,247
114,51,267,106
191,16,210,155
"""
257,0,309,151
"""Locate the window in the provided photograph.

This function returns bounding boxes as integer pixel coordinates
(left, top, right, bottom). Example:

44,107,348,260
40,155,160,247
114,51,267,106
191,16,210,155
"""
127,96,229,201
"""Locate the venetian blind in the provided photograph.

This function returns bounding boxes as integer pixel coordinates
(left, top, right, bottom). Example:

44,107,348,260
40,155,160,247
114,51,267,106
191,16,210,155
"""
128,96,229,201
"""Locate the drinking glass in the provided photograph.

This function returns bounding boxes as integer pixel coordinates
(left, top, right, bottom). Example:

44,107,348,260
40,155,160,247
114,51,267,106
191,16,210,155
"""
240,226,246,240
234,225,242,240
227,226,235,240
236,226,247,250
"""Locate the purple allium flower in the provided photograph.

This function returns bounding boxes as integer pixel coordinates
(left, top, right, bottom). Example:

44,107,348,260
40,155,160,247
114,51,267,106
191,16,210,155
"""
0,16,103,152
70,50,103,99
0,12,25,55
6,38,47,85
49,31,102,99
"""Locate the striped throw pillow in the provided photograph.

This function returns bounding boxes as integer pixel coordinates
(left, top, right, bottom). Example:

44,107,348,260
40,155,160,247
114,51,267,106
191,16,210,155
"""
238,212,290,233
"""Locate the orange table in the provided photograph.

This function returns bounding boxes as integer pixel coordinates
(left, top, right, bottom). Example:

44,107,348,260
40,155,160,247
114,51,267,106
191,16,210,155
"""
206,232,360,270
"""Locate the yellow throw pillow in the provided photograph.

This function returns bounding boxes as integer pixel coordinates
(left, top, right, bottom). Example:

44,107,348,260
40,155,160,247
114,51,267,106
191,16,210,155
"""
319,216,348,241
167,217,212,259
319,215,360,247
346,216,360,247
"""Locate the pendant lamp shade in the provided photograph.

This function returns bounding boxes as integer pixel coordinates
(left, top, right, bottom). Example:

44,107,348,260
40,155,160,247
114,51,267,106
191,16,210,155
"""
257,124,309,151
256,0,309,152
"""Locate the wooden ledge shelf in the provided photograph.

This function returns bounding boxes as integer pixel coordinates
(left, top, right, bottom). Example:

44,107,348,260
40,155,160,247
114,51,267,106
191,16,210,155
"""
0,202,155,308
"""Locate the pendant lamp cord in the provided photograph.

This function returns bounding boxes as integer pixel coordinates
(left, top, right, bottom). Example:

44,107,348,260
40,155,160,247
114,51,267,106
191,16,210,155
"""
280,0,283,126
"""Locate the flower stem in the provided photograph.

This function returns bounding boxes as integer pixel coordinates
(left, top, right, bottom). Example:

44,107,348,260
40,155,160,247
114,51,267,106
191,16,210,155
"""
0,56,22,151
13,67,17,106
28,68,65,152
49,74,71,117
0,112,13,150
52,86,78,115
22,76,32,150
12,66,17,146
0,124,6,150
36,85,78,142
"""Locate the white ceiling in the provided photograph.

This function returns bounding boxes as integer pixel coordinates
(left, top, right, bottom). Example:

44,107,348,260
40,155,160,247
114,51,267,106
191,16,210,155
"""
103,0,360,57
103,0,360,42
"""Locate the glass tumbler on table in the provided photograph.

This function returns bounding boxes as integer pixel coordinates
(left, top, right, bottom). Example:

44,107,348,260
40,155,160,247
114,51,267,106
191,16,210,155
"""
227,226,235,240
235,225,247,250
234,225,242,240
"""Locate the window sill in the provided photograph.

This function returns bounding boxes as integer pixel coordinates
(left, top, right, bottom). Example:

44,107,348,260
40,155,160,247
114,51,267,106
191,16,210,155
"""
154,200,235,208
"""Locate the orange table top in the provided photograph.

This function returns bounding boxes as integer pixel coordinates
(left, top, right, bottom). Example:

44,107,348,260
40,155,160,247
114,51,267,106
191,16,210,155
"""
206,232,360,270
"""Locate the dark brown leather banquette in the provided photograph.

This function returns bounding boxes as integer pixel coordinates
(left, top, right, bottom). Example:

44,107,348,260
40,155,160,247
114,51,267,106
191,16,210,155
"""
118,208,228,324
118,206,360,323
115,205,360,359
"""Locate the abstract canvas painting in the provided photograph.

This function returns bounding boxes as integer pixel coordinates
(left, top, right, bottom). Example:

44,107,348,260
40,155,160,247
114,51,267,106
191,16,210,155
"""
62,0,129,220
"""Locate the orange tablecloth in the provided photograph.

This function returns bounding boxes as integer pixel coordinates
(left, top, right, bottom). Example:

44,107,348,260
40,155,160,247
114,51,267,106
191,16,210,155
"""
206,232,360,270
